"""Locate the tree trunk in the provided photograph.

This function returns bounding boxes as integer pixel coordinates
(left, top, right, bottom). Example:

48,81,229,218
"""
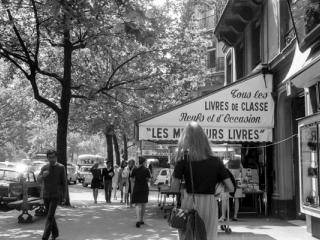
57,111,70,206
57,16,73,206
122,133,128,161
105,125,114,165
113,134,120,166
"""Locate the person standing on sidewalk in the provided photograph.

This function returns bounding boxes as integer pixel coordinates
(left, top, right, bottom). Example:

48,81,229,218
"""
131,157,151,228
102,160,114,203
171,122,234,240
125,159,136,207
37,149,67,240
90,163,102,204
112,165,120,200
120,162,129,203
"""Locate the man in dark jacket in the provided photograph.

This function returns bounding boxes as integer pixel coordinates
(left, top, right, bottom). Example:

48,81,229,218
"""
38,150,67,240
102,160,114,203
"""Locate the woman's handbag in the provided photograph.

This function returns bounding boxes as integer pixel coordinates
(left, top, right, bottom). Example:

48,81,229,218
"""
168,207,189,229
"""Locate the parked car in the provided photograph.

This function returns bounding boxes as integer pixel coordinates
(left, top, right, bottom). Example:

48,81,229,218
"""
153,168,174,186
0,161,17,169
67,164,77,184
77,165,92,186
82,170,92,187
0,167,41,206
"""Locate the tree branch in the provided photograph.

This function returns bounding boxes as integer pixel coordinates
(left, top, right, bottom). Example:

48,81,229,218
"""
101,91,139,109
108,72,162,89
6,9,33,65
0,51,29,78
46,38,64,47
96,50,158,94
30,0,40,65
72,42,86,50
0,45,29,63
29,78,61,114
71,84,86,90
36,67,64,83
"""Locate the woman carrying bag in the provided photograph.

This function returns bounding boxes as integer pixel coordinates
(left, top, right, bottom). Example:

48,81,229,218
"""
171,122,234,240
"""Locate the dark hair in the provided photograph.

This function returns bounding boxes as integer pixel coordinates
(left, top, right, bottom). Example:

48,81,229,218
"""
46,149,57,157
138,157,146,165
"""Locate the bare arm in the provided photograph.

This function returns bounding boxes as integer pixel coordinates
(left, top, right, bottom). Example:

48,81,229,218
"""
171,176,181,192
222,178,234,193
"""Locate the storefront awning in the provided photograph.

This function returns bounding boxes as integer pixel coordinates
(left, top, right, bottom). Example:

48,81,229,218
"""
136,73,274,142
283,43,320,88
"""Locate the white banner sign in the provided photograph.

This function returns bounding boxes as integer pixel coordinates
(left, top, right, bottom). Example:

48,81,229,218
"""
139,126,272,142
138,74,274,142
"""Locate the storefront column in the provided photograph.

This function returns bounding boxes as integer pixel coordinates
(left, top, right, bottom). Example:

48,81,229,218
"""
272,91,296,218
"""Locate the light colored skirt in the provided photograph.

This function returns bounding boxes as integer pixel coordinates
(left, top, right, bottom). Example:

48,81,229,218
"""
178,191,218,240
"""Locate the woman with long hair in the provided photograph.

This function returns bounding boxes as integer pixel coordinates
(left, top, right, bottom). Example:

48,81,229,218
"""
172,122,234,240
90,163,102,204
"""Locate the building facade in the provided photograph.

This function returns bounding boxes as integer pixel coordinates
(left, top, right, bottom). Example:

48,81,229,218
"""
215,0,320,238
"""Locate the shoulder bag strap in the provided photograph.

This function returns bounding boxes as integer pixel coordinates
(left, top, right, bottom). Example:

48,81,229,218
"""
185,151,196,209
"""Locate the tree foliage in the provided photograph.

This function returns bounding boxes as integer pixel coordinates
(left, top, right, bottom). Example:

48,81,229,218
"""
0,0,225,168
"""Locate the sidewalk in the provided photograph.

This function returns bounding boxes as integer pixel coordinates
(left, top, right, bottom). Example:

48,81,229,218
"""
0,191,318,240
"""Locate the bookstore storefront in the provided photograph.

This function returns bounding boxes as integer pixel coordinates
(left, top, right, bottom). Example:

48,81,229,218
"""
135,72,275,215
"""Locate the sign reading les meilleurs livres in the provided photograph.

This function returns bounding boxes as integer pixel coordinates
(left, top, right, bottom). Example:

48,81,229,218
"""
139,74,274,142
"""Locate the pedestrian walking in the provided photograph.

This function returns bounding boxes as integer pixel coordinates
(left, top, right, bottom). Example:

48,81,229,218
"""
37,149,67,240
90,163,102,204
119,161,129,203
131,156,151,228
102,160,114,203
126,159,136,207
171,122,234,240
112,165,120,200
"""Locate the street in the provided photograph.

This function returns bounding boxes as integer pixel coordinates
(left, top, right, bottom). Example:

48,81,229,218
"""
0,183,317,240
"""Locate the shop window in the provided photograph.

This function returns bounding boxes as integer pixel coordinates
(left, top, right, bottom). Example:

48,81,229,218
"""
288,0,320,51
300,123,319,207
207,48,216,69
309,83,320,113
225,51,233,85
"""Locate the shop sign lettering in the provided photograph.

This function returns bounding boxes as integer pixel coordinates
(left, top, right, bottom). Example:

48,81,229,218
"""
140,126,272,142
138,74,274,142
